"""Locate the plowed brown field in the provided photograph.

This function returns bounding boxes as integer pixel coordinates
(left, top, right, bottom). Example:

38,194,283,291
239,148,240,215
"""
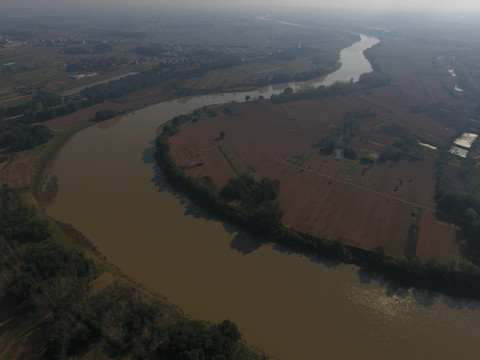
171,95,458,260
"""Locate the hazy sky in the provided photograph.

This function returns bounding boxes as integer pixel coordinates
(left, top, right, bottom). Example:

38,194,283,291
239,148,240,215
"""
164,0,479,11
2,0,480,12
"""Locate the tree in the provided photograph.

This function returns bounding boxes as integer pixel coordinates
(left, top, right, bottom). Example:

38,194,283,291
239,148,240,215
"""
219,130,226,140
370,246,388,267
343,147,357,159
249,201,283,234
318,135,337,155
217,320,241,341
94,109,118,122
259,177,281,201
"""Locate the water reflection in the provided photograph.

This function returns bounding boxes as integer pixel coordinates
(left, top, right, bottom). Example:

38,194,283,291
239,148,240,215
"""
230,232,264,255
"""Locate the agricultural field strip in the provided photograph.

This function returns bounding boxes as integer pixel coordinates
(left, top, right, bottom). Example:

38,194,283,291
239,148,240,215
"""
350,94,396,114
250,135,436,213
406,56,437,102
195,123,435,212
200,127,305,153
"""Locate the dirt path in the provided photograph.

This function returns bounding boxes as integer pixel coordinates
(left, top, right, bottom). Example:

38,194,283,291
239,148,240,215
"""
252,135,436,213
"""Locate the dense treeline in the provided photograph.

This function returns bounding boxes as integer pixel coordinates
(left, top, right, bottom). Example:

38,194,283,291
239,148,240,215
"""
1,72,162,123
155,110,480,300
0,53,240,125
0,44,376,128
66,56,124,73
255,67,330,88
434,154,480,263
358,46,391,87
359,71,391,87
156,133,283,236
78,58,238,103
0,91,88,124
0,121,55,151
269,81,359,104
221,173,280,205
0,91,68,121
79,69,172,103
94,109,120,122
0,186,258,359
363,47,382,72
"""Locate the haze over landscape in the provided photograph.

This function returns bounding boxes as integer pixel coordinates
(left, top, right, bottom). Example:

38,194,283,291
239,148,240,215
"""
2,0,480,359
1,0,480,12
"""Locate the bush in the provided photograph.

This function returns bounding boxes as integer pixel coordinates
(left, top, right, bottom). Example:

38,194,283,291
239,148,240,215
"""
94,109,119,122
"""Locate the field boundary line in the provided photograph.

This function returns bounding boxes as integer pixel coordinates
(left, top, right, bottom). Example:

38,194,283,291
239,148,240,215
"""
252,136,436,213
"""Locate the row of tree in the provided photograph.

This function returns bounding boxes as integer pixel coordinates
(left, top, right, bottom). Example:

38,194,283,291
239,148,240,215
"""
434,154,480,263
269,81,359,104
155,107,480,300
156,132,284,236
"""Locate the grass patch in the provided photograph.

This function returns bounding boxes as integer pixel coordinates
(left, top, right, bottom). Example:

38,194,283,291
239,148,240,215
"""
32,123,90,205
289,151,313,167
405,206,423,258
345,162,359,182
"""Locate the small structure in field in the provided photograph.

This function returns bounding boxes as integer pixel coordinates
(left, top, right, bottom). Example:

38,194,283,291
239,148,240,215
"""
449,132,478,158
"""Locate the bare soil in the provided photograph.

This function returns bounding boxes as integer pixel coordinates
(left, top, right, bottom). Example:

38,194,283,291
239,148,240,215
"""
171,94,458,260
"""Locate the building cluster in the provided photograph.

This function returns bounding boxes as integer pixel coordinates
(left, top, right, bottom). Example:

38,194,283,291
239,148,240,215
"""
68,72,98,80
0,36,71,49
449,132,478,158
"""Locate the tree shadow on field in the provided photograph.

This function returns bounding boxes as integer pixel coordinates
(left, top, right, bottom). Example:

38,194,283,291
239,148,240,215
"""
144,140,358,267
144,141,480,310
144,140,264,255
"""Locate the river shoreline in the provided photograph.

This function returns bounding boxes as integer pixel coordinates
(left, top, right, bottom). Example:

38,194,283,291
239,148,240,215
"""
43,32,480,359
36,34,378,207
155,111,480,301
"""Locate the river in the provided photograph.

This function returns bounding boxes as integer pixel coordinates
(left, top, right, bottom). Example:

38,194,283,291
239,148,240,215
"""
46,35,480,360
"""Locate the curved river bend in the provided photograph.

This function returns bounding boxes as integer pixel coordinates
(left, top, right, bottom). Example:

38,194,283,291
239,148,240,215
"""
47,35,480,360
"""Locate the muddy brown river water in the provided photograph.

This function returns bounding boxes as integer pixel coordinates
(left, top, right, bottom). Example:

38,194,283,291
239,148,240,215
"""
46,35,480,360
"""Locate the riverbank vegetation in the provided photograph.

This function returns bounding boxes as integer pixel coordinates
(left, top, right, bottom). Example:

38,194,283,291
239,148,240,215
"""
0,186,261,359
0,7,356,120
0,120,54,152
434,150,480,264
156,108,480,300
3,5,480,358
